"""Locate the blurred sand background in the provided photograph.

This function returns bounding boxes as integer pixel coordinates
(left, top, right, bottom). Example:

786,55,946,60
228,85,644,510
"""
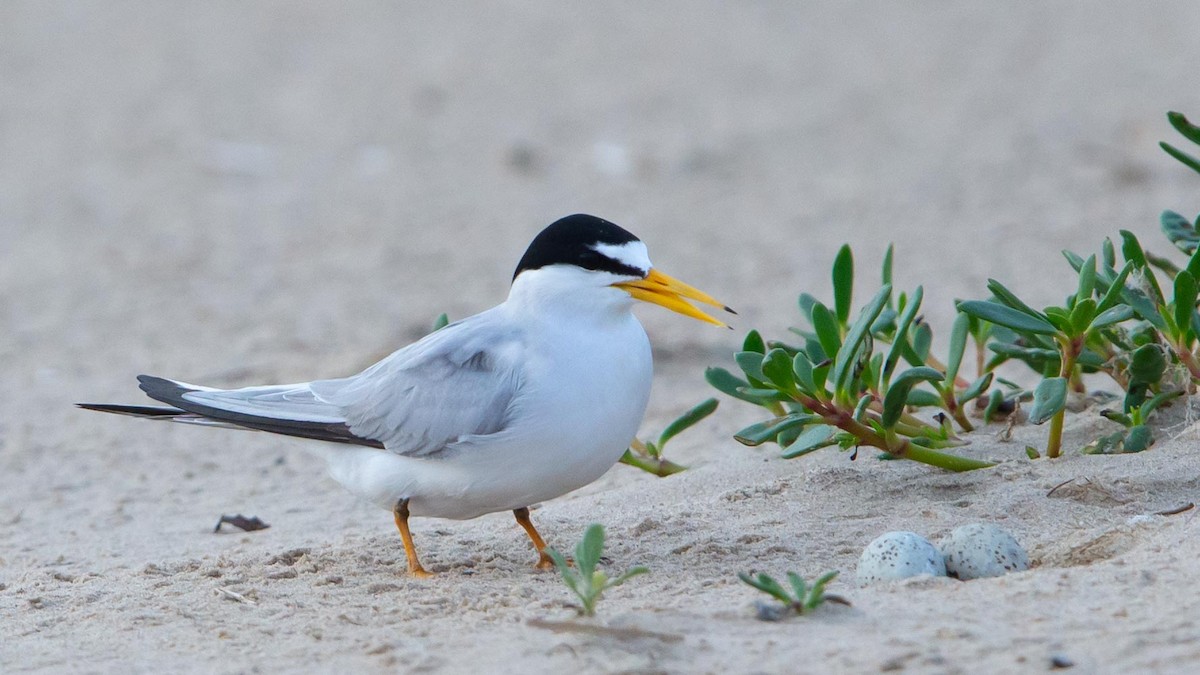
4,2,1200,673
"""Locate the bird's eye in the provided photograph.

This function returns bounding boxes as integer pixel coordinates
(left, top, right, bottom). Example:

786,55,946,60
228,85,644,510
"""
577,250,603,269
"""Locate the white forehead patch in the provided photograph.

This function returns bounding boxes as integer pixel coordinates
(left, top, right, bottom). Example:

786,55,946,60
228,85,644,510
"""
592,240,652,275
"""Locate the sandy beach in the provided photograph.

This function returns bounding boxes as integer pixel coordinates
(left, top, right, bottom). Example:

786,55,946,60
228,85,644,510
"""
4,3,1200,673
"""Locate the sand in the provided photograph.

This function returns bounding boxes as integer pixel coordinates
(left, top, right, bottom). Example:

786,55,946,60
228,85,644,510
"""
4,2,1200,673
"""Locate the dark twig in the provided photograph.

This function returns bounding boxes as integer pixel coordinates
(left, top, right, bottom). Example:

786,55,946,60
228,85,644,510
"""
1046,477,1083,498
214,514,270,533
1154,502,1195,516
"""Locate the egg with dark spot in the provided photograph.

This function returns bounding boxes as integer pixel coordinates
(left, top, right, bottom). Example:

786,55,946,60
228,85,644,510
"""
856,531,947,584
940,523,1029,579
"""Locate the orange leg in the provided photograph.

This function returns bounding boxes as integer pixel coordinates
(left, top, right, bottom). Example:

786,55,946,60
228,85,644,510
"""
513,507,554,569
392,498,433,578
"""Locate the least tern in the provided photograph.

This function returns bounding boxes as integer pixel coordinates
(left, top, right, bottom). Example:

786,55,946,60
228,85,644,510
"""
80,214,732,576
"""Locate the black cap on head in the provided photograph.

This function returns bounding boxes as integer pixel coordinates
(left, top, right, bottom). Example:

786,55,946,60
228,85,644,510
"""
513,214,645,281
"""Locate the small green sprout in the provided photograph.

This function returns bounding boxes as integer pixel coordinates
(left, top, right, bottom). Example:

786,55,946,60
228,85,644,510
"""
545,524,648,617
431,312,450,332
738,570,848,621
620,398,718,476
1086,390,1184,454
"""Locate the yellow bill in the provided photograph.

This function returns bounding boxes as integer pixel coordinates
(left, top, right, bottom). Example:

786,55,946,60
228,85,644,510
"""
614,268,734,327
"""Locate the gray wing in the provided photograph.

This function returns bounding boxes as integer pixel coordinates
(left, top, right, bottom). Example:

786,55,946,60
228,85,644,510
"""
309,314,524,455
178,310,525,456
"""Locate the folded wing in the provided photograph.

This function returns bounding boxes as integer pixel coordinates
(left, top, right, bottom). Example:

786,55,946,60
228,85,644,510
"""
125,314,524,457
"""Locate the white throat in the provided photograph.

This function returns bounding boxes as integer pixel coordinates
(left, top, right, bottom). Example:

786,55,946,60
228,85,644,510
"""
506,265,638,326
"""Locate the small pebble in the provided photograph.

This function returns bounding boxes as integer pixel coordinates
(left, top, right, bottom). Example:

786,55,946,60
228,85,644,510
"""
1050,653,1075,669
857,531,946,584
940,523,1030,580
753,600,789,622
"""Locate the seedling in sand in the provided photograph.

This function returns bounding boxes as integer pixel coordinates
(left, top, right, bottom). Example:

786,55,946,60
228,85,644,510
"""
545,524,648,617
620,398,718,476
1087,389,1183,454
739,570,848,621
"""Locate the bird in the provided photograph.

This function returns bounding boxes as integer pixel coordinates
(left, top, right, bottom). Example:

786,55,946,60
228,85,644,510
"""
79,213,733,577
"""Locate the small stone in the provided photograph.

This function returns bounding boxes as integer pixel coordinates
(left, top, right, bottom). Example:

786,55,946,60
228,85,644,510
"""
753,600,789,622
1050,653,1075,669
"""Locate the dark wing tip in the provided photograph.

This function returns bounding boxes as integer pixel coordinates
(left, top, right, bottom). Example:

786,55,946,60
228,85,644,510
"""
77,402,185,417
136,374,205,410
137,373,182,394
89,374,385,449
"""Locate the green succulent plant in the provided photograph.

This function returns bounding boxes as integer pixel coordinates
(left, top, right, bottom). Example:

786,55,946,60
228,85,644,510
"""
708,245,994,471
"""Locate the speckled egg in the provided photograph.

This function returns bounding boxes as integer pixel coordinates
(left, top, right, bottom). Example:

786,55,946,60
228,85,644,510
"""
856,531,947,584
939,523,1030,580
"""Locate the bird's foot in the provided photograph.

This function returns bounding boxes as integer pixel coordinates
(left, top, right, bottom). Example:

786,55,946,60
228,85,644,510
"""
537,553,574,570
408,565,436,579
